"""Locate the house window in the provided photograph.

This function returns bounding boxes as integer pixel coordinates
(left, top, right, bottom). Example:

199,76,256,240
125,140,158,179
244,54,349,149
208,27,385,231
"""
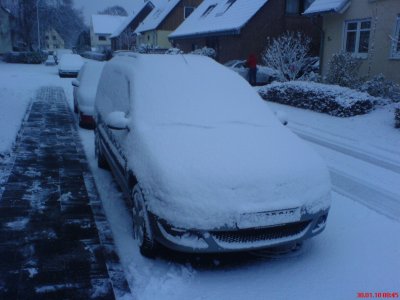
52,35,56,40
286,0,314,14
184,6,194,19
391,16,400,59
201,4,217,18
45,36,49,40
99,35,107,41
344,19,371,57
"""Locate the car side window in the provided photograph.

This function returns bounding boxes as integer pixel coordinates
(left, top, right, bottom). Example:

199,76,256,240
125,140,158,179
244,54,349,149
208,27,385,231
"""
110,72,130,115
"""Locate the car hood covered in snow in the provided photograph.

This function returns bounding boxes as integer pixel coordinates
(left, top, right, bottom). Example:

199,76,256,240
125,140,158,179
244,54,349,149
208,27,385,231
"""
129,122,331,229
110,53,331,229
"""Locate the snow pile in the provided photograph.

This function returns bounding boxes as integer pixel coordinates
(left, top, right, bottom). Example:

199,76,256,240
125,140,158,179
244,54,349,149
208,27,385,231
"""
190,47,216,58
164,48,183,55
259,81,376,117
97,53,331,229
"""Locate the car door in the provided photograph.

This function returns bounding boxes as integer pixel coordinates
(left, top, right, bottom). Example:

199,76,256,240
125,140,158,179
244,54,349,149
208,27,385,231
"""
99,70,131,195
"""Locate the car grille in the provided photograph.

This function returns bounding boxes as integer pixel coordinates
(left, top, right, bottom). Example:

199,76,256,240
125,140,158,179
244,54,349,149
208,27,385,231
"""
211,221,310,244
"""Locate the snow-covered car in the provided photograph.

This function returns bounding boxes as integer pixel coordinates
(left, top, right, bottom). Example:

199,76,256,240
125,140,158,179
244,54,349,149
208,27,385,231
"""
44,55,56,66
94,53,331,257
224,60,279,85
54,48,73,64
58,54,84,78
72,61,105,128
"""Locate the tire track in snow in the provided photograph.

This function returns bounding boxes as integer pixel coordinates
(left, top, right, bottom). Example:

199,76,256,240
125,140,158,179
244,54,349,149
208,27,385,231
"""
292,128,400,174
291,128,400,222
329,168,400,222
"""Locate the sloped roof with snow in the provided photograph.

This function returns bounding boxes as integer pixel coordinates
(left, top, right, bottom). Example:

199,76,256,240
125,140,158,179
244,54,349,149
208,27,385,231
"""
170,0,269,39
91,15,128,35
110,1,155,38
304,0,350,15
1,5,11,15
135,0,180,33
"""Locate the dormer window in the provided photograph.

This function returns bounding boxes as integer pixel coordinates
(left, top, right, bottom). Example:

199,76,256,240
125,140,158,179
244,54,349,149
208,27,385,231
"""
201,4,217,18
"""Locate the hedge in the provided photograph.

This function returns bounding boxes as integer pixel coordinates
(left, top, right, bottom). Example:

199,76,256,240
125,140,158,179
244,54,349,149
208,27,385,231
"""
4,51,47,64
259,81,376,117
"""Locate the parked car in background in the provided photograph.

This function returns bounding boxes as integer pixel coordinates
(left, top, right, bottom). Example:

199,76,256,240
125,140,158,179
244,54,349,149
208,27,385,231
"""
72,61,105,128
58,54,83,78
224,59,279,85
94,53,331,258
54,48,73,64
45,55,56,66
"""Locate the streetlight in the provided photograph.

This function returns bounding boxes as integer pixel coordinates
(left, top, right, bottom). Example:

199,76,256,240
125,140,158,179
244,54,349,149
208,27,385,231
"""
36,0,41,50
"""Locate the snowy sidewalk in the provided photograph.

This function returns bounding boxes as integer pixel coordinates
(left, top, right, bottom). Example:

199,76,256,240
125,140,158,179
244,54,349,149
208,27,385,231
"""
0,87,131,299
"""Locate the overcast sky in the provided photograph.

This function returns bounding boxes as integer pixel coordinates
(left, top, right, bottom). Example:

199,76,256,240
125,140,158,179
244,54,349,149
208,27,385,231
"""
75,0,143,24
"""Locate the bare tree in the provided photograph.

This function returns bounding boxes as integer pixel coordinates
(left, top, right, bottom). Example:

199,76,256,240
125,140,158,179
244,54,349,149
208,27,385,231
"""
119,27,136,50
262,32,312,81
4,0,85,50
98,5,128,16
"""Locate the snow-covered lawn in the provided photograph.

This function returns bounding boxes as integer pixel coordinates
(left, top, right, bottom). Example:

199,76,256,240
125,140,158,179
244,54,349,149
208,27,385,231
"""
1,62,399,299
0,61,74,155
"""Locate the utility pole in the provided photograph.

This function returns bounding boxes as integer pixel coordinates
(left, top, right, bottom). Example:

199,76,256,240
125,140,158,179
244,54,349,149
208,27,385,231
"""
36,0,41,50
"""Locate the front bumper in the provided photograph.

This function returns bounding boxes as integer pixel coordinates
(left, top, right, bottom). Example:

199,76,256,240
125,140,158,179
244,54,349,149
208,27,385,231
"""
149,209,329,253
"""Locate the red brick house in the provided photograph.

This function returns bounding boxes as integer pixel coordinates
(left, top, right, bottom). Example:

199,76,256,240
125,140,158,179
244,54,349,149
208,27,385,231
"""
169,0,321,62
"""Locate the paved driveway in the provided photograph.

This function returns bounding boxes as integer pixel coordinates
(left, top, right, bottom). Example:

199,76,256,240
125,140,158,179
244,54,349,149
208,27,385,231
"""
0,87,131,299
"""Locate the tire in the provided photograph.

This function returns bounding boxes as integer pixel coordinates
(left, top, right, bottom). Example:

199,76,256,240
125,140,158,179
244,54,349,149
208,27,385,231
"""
132,185,158,258
78,112,84,128
74,100,78,113
95,129,109,170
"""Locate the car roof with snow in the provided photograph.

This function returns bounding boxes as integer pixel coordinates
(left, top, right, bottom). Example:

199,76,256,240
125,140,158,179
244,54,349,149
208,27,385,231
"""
104,52,276,126
79,61,105,87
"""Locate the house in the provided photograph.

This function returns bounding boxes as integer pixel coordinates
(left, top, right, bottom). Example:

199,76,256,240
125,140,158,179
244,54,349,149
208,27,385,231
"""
90,14,127,52
110,1,155,51
0,5,13,54
169,0,321,62
304,0,400,83
44,28,65,52
135,0,203,50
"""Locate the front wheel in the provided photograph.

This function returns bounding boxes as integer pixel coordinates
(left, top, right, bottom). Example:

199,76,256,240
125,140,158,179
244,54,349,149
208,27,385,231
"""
132,185,158,258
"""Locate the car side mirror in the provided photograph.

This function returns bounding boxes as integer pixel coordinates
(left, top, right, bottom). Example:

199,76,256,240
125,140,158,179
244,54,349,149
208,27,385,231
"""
72,79,80,87
105,111,129,130
274,111,288,126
